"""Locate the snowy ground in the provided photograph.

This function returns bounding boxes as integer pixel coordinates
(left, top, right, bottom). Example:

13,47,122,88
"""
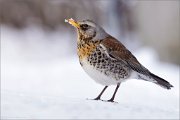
1,26,179,119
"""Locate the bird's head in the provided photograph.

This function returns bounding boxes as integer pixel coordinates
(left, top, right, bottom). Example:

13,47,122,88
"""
65,18,108,42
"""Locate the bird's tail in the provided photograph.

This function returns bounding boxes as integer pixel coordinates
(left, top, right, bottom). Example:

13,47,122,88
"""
149,72,173,90
138,72,173,90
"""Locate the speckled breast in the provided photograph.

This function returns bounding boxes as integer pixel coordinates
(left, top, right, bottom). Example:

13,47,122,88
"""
78,41,131,85
86,45,131,81
77,41,99,61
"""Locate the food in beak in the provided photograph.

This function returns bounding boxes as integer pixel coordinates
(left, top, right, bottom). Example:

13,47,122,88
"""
65,18,80,28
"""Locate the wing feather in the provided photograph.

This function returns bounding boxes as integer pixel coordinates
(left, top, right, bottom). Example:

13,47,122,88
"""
101,36,150,76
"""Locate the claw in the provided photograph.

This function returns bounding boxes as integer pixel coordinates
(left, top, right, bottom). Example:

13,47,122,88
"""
86,98,101,101
93,97,101,100
104,99,118,103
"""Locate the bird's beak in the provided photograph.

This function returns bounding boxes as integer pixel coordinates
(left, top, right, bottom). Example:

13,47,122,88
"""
65,18,80,29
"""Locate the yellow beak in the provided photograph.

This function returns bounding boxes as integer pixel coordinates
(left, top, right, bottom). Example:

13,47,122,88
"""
65,18,80,29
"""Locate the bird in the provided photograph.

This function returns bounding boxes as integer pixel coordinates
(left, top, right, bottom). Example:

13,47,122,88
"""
65,18,173,102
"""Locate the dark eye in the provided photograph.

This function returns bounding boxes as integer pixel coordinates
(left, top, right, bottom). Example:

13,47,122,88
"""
80,24,89,30
83,24,88,28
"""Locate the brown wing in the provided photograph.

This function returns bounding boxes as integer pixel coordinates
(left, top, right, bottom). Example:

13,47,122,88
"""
101,36,150,75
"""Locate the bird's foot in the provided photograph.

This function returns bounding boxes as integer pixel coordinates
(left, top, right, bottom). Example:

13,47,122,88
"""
105,100,118,103
107,98,114,102
86,97,102,101
93,97,101,100
86,98,118,103
87,97,118,103
103,99,118,103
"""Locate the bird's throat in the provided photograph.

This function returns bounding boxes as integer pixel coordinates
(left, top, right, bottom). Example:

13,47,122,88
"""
77,40,101,61
77,30,96,42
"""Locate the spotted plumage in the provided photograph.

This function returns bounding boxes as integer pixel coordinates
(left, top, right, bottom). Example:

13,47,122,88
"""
77,40,100,61
65,18,173,102
87,44,131,81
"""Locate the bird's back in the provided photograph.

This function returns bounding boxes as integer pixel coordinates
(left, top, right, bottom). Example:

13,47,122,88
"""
100,36,173,89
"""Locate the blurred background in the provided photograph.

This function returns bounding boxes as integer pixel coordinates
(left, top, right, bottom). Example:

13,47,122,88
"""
1,0,179,119
1,0,179,63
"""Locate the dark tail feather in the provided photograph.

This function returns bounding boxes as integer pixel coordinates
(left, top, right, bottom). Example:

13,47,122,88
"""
149,72,173,90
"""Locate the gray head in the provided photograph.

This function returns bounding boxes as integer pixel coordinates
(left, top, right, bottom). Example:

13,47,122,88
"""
66,18,109,41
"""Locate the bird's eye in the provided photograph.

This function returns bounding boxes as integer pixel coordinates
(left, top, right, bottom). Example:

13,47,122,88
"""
80,24,89,30
83,24,88,28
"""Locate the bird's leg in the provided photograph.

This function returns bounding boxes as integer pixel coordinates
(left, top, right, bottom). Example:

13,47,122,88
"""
107,83,120,102
94,86,108,100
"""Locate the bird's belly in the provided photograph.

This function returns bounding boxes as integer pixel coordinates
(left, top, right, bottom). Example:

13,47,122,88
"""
81,59,117,85
80,57,131,86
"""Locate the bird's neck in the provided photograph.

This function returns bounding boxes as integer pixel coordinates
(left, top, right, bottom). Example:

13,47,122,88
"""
77,31,96,43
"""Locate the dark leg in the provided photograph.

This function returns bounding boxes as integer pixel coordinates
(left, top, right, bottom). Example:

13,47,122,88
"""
107,83,120,102
94,86,108,100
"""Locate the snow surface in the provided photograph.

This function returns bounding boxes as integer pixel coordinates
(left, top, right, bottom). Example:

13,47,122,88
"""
1,26,179,119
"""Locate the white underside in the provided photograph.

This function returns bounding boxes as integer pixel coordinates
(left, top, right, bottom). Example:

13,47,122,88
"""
81,59,138,86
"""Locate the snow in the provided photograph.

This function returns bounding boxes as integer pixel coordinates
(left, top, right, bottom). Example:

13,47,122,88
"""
1,26,179,119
